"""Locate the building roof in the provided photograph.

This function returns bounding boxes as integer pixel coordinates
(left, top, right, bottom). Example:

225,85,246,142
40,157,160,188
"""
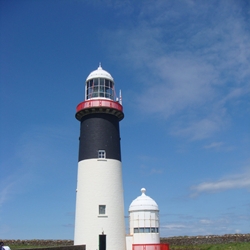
86,64,114,81
129,188,159,212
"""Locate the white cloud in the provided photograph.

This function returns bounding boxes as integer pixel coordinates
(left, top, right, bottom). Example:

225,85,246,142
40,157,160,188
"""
135,55,217,119
160,212,249,236
191,168,250,196
107,0,250,140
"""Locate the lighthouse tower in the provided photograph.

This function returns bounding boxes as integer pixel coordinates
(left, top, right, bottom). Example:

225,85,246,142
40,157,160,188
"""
74,65,126,250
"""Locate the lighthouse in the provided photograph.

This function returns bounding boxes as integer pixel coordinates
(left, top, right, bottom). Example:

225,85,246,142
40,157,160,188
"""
74,65,126,250
125,188,169,250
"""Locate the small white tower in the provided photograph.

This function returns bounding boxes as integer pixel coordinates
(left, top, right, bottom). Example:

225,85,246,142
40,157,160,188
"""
74,65,126,250
126,188,160,250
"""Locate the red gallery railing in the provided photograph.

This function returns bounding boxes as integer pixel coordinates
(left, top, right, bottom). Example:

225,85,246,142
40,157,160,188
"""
76,99,123,113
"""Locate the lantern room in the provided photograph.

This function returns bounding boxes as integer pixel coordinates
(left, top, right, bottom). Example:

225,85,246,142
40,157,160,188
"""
85,64,115,101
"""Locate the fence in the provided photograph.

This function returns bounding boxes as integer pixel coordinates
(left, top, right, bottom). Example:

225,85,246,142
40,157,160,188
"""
132,243,169,250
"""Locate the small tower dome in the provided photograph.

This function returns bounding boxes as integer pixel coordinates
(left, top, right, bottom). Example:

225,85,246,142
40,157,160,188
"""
129,188,159,212
127,188,160,246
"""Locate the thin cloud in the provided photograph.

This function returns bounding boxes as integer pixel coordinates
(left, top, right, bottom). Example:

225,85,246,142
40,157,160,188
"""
16,125,75,173
136,55,217,119
190,169,250,197
0,125,75,212
161,224,187,230
150,168,164,175
204,142,224,149
0,182,15,208
138,155,164,175
172,117,223,140
0,172,32,213
203,142,234,151
160,213,248,236
139,164,163,176
106,0,250,140
220,87,250,105
200,219,213,225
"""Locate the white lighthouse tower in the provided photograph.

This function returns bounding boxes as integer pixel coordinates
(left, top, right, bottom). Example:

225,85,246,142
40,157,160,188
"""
74,65,126,250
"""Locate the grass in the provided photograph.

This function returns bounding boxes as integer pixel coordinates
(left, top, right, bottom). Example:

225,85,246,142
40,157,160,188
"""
169,242,250,250
8,242,250,250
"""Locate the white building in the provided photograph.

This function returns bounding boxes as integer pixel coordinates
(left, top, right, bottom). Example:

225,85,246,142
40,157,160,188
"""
126,188,160,250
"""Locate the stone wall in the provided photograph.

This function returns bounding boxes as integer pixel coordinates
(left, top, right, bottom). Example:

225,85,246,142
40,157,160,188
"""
0,240,74,248
1,234,250,248
161,234,250,245
11,246,85,250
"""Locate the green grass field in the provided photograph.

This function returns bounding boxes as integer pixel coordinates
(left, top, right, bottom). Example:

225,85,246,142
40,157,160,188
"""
169,242,250,250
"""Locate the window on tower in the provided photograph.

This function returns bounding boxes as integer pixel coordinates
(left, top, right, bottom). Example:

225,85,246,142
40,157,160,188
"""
99,205,106,215
133,227,159,233
98,150,106,159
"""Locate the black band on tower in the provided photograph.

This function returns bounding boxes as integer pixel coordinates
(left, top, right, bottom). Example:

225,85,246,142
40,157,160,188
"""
78,113,121,162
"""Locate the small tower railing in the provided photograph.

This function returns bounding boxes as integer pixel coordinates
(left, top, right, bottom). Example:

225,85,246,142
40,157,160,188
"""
132,243,170,250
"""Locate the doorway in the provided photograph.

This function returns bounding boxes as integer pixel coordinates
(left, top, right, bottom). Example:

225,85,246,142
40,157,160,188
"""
99,234,106,250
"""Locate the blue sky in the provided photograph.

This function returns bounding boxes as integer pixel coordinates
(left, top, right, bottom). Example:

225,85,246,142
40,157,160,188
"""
1,0,249,240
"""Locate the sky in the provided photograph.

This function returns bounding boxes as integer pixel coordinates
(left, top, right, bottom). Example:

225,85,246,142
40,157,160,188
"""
0,0,250,240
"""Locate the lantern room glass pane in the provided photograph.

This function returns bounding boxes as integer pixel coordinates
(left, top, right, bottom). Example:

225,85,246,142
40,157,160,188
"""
104,87,109,98
100,79,105,97
105,79,109,87
94,79,98,85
